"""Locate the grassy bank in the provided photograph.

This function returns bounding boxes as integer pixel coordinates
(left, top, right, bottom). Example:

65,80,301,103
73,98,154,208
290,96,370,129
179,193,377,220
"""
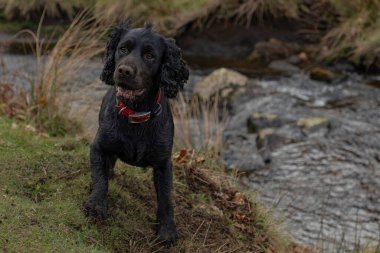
0,117,289,252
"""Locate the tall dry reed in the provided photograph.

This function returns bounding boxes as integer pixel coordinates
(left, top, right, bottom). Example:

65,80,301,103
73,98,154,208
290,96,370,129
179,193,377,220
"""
11,9,109,135
171,93,227,161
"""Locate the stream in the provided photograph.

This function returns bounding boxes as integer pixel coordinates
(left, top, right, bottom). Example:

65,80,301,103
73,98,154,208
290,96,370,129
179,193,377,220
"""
224,73,380,250
1,52,379,251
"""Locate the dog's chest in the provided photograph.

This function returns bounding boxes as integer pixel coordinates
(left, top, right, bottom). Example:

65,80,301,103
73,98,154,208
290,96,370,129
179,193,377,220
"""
118,135,151,165
101,122,171,167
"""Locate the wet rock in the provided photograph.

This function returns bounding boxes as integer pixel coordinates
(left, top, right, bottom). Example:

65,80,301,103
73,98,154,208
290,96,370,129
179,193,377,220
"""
297,117,328,134
276,124,305,143
255,73,358,108
287,55,301,65
334,62,355,72
255,128,276,163
309,67,335,83
269,60,300,74
256,125,305,158
224,135,265,172
256,128,286,152
247,112,283,133
193,68,248,100
248,38,302,62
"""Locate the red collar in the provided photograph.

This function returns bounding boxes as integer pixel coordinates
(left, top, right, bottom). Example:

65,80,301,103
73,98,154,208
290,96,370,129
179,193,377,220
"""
116,88,162,123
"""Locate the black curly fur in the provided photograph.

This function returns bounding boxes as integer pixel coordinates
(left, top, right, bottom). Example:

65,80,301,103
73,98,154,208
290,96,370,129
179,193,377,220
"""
86,24,189,246
100,24,128,85
159,38,189,98
100,23,189,98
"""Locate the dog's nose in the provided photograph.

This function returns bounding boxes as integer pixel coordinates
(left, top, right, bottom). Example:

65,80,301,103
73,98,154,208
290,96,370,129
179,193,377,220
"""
117,65,135,77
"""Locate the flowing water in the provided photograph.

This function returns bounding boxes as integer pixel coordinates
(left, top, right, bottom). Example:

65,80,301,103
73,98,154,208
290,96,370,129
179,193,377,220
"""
224,73,380,250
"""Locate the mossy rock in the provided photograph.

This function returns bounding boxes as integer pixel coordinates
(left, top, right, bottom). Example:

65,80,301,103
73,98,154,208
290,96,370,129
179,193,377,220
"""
247,112,283,133
193,68,248,100
309,67,335,83
297,117,328,133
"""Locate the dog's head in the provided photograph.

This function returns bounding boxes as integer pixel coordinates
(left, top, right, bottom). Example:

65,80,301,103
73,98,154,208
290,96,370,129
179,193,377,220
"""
100,23,189,100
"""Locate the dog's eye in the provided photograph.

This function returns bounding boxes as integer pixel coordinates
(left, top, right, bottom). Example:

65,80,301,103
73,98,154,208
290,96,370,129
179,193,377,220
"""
144,53,154,60
120,47,128,53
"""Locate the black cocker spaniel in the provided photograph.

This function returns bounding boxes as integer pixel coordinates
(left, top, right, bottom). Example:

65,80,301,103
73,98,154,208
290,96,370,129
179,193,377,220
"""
84,22,189,245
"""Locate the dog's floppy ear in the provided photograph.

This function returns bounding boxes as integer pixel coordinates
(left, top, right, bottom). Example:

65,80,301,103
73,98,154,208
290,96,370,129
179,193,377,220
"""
159,38,189,98
100,23,129,85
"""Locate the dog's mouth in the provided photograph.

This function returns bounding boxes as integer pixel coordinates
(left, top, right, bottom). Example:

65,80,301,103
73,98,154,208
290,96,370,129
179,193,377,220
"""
116,86,146,99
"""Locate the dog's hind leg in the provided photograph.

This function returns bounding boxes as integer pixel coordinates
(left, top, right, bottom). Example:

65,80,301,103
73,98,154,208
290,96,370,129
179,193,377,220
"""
84,143,116,220
153,159,177,245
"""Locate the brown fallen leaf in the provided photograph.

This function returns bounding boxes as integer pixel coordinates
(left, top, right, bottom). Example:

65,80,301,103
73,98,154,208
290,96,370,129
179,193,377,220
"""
176,149,188,163
234,192,244,205
235,212,246,221
196,155,206,163
174,149,196,165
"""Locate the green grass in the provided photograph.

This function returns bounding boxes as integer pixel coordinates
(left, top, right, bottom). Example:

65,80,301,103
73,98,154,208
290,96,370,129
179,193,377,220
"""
0,117,288,252
0,118,99,252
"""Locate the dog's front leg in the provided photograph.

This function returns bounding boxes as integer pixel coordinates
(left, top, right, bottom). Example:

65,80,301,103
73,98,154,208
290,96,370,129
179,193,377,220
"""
153,159,177,245
84,143,116,220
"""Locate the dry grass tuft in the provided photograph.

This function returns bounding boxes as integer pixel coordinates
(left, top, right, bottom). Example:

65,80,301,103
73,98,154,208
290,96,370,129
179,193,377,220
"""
94,0,133,26
320,0,380,66
4,9,108,135
171,93,227,162
0,0,94,21
94,0,209,35
179,0,299,31
226,0,299,26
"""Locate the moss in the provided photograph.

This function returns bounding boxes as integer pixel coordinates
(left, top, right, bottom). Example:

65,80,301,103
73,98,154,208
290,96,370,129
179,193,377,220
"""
309,67,335,83
297,117,328,133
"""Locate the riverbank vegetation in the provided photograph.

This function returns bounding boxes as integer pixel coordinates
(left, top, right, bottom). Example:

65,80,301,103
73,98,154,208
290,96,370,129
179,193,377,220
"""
0,10,109,136
1,0,380,66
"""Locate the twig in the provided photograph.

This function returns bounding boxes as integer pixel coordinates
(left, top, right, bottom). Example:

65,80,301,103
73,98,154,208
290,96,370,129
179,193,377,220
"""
191,219,206,242
55,169,81,181
202,220,212,246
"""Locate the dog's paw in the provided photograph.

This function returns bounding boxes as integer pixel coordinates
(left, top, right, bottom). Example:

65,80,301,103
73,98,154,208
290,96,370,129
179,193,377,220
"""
157,221,178,247
83,199,107,221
